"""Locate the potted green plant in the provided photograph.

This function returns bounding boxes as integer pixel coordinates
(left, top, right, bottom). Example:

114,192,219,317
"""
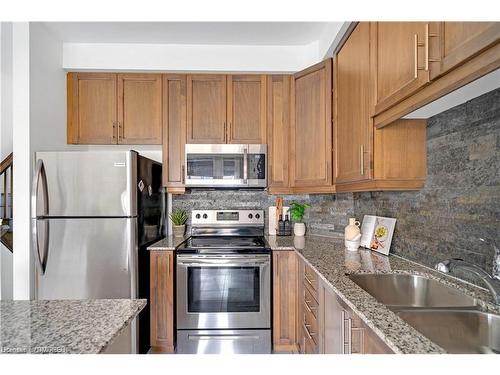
169,209,188,237
289,203,310,236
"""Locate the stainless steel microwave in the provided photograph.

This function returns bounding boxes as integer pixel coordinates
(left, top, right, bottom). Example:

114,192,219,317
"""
185,144,267,188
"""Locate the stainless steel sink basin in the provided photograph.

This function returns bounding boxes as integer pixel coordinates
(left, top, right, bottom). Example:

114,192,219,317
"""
397,309,500,353
349,274,477,308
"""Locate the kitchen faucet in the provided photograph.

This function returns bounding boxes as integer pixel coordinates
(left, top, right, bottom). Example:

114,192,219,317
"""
435,238,500,305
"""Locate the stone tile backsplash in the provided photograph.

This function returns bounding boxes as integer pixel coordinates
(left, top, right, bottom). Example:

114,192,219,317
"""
172,189,353,237
172,88,500,277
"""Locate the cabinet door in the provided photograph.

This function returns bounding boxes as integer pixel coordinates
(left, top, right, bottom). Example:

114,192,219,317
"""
373,22,430,114
117,74,162,144
67,73,117,144
321,284,343,354
335,23,372,184
227,75,267,144
272,250,298,352
431,22,500,79
187,75,226,143
267,75,291,192
290,60,333,188
163,74,187,193
150,251,175,353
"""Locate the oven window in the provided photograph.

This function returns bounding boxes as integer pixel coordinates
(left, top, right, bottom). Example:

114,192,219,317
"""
187,267,260,313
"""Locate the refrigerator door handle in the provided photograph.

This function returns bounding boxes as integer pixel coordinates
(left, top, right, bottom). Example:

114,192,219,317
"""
31,159,49,218
31,159,49,274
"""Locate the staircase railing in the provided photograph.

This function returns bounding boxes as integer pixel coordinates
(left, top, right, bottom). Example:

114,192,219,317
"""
0,152,13,252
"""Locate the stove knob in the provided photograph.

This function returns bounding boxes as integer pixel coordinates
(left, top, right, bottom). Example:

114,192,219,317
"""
255,213,260,219
202,213,208,219
248,213,253,219
195,214,201,219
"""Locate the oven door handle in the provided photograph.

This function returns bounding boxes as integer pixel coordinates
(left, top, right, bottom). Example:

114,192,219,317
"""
177,257,269,267
188,334,260,341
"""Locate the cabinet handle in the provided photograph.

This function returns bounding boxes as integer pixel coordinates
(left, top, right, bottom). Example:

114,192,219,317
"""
112,122,117,140
228,122,232,143
117,121,123,141
181,165,185,184
413,34,425,78
304,273,316,287
360,145,364,176
341,311,346,354
304,300,317,314
223,122,227,143
347,317,352,354
303,323,316,339
425,23,439,70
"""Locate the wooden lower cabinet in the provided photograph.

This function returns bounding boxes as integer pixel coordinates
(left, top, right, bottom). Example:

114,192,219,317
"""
293,255,393,354
150,250,175,353
321,282,394,354
272,250,298,352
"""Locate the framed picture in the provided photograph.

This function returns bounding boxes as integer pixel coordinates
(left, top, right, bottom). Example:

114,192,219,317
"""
360,215,397,256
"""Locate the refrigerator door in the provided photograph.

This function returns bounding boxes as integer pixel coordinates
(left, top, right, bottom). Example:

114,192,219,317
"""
35,217,137,300
137,155,164,246
33,151,137,217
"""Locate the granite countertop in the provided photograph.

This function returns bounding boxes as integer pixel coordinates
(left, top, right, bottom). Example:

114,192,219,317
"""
266,235,499,354
0,299,146,354
148,236,187,251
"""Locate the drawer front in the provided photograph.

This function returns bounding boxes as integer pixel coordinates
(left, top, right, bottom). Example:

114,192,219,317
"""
303,302,319,346
303,285,319,319
303,264,319,293
302,323,319,354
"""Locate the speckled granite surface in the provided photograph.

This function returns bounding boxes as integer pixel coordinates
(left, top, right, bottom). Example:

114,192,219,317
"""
0,299,146,354
266,235,499,354
148,236,187,251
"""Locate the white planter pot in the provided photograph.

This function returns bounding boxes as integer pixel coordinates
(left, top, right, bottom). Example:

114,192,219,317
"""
294,222,306,236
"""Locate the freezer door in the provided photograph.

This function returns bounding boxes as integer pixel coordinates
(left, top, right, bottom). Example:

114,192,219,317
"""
35,218,137,300
33,151,137,217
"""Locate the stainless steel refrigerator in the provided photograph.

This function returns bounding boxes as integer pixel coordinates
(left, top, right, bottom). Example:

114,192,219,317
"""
31,151,164,354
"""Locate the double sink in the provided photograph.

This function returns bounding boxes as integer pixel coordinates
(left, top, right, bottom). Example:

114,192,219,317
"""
349,274,500,354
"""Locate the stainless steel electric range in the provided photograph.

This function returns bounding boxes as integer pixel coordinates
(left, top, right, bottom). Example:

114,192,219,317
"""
176,209,271,354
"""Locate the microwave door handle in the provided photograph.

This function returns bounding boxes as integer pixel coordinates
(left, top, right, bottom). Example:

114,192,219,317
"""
243,148,248,184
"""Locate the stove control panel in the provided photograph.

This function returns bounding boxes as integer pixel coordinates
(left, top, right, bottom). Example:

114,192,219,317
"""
191,209,265,226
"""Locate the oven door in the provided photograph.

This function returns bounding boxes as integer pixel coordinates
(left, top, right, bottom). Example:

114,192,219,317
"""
176,254,271,330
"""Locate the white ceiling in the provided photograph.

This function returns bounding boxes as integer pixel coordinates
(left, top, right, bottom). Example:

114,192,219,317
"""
43,22,339,45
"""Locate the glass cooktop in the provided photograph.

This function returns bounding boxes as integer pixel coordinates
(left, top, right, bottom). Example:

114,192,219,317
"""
177,236,270,253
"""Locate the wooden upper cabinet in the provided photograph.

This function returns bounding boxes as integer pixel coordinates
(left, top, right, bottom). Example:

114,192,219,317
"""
290,59,333,190
187,75,227,143
431,22,500,79
117,74,162,144
67,73,117,144
163,74,187,193
267,75,291,193
227,75,267,144
372,22,431,114
335,23,372,185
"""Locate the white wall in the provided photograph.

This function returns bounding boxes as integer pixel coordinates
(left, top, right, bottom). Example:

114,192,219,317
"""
12,22,31,299
1,23,14,160
62,42,319,73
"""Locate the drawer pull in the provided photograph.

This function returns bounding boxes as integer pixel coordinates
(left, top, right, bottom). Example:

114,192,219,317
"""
304,274,316,287
304,300,317,312
304,323,316,339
